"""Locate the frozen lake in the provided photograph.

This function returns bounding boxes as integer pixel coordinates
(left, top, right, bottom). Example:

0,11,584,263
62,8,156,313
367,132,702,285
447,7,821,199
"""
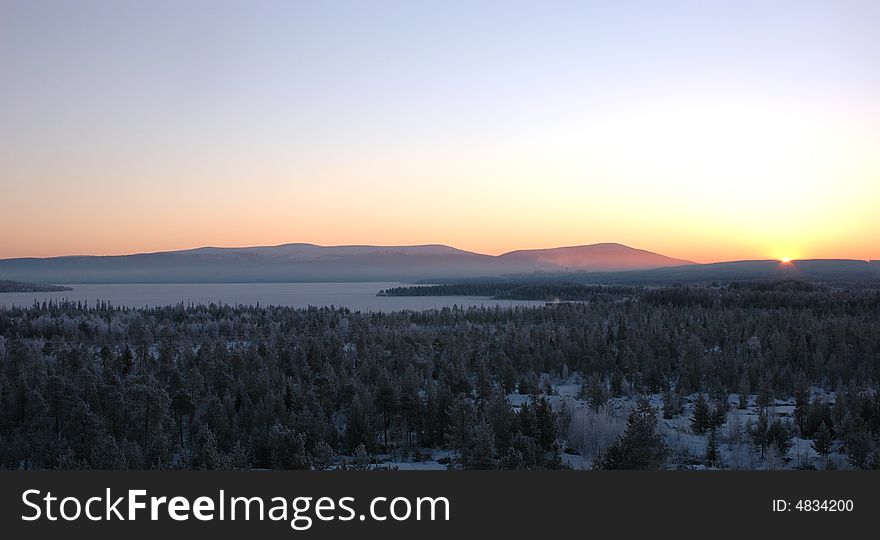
0,282,545,312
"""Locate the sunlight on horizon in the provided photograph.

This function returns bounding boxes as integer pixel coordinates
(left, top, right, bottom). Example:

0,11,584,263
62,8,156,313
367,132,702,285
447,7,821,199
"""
1,1,878,262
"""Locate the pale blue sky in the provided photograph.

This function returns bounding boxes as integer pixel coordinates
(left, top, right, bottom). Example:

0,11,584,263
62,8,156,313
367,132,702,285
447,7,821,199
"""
2,1,879,260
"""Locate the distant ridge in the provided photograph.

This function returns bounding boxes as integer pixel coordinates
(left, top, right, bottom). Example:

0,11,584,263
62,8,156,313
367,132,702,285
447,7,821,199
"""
499,242,693,272
557,259,880,285
0,242,692,283
1,243,875,284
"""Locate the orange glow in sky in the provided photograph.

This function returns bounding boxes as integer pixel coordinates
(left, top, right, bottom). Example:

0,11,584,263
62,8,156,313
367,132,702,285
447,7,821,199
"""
2,2,879,263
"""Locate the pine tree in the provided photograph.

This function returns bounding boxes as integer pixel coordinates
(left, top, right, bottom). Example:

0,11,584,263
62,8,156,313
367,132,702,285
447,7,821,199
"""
710,396,728,430
768,418,793,459
464,419,497,469
793,376,809,435
374,373,399,450
533,396,558,451
268,422,310,470
447,396,477,464
705,429,719,467
311,441,335,470
192,424,225,470
691,393,711,434
583,375,607,413
737,374,750,410
841,417,873,469
351,444,371,470
344,393,374,452
756,379,772,411
751,411,770,459
594,397,668,470
662,389,682,419
812,421,833,466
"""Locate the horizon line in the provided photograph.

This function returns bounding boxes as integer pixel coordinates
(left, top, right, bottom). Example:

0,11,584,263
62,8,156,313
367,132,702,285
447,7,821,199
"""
0,241,876,265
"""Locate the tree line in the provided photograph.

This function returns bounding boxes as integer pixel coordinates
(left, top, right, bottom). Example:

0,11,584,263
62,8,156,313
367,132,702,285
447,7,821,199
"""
1,280,879,469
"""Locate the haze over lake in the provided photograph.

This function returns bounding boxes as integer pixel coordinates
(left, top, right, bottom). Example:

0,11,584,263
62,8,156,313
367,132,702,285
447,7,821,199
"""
0,282,544,312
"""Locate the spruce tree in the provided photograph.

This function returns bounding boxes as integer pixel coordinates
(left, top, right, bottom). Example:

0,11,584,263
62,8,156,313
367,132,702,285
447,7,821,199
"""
793,377,809,435
464,419,497,469
583,375,607,413
662,389,682,419
351,444,371,470
705,429,719,467
768,418,793,459
691,393,711,434
842,417,873,469
710,396,728,430
751,411,770,459
737,374,750,410
756,379,772,411
812,421,833,465
594,397,667,470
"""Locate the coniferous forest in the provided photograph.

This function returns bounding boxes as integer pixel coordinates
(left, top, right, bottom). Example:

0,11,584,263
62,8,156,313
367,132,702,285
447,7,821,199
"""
1,281,879,470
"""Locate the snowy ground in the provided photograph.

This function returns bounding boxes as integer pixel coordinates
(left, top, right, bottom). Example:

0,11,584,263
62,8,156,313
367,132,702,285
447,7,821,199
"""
373,449,452,470
365,377,846,471
542,380,847,470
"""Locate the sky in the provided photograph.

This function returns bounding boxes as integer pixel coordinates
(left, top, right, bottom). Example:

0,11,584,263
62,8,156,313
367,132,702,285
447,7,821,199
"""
1,0,878,263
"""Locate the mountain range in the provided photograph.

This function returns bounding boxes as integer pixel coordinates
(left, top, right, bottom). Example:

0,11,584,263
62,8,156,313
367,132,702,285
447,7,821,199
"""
0,242,690,283
0,242,876,284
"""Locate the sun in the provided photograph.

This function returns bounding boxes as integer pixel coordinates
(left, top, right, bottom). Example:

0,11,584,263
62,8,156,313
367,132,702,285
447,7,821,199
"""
779,257,792,263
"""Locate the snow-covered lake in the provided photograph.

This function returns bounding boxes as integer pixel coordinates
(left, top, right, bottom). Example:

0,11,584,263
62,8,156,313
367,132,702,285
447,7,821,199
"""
0,282,545,312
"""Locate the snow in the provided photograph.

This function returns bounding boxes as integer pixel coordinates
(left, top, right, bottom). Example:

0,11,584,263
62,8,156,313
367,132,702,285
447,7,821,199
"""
372,449,452,471
541,380,847,470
